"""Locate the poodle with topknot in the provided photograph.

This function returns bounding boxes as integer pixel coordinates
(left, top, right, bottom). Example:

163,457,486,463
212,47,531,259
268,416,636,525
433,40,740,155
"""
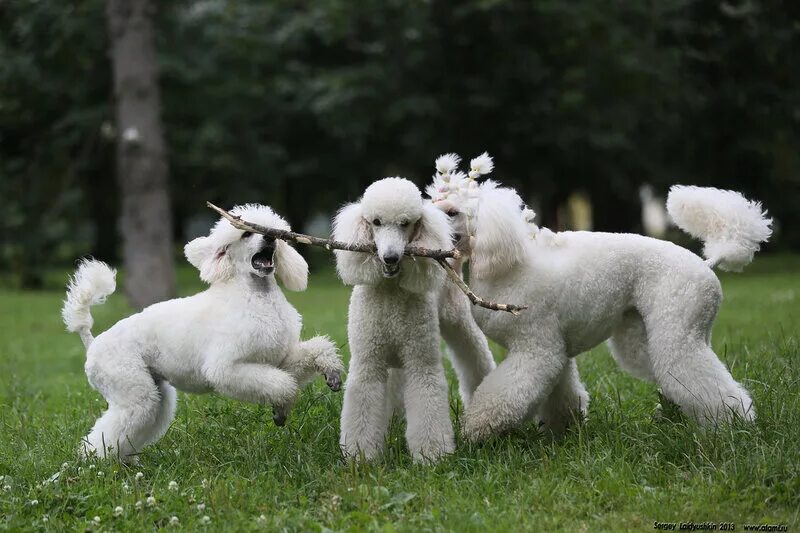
427,154,772,442
62,204,343,463
334,177,455,462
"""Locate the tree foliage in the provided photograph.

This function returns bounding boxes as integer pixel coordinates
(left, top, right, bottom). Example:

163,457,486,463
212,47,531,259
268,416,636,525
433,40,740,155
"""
2,0,799,285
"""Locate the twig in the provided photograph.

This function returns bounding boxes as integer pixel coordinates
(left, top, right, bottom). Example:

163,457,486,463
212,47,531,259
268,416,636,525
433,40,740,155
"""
207,201,527,314
207,202,460,261
437,259,528,315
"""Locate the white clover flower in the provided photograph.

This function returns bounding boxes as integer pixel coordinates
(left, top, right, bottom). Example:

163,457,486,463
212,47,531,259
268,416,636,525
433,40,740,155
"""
114,506,124,517
196,503,206,512
135,472,144,481
97,471,104,478
469,152,494,178
122,482,131,493
42,516,49,523
88,464,96,470
201,515,211,525
61,462,69,471
146,496,156,507
93,516,101,524
170,516,180,526
29,499,39,506
435,153,461,175
257,514,267,524
3,485,11,492
201,478,208,488
168,480,178,491
135,500,143,510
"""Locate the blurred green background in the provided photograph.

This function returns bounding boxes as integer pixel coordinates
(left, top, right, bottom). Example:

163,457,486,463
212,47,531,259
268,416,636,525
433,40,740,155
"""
2,0,799,302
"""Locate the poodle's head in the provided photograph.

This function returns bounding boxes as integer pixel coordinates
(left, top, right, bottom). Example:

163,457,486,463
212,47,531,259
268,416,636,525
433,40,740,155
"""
333,177,450,291
359,177,425,278
184,204,308,291
426,153,531,278
432,197,472,256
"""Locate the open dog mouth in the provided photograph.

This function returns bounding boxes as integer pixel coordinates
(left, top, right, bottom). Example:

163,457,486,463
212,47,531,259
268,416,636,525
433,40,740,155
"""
251,248,275,274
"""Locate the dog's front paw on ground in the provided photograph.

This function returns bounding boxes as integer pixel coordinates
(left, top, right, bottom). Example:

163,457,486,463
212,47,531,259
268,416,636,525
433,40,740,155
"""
461,409,504,443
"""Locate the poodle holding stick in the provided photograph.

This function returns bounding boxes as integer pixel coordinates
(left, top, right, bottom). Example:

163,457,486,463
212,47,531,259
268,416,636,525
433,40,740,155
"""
62,204,343,463
334,177,455,462
428,154,772,442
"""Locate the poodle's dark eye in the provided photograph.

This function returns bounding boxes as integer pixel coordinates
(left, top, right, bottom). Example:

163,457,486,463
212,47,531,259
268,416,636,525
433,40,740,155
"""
400,220,410,228
242,231,253,239
446,210,458,218
372,218,381,226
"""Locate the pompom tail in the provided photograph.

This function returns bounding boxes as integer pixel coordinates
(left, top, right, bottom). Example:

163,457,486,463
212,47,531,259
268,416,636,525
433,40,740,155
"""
62,259,117,347
667,185,772,271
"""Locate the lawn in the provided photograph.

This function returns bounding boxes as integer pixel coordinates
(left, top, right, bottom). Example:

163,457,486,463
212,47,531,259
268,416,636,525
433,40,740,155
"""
1,256,798,531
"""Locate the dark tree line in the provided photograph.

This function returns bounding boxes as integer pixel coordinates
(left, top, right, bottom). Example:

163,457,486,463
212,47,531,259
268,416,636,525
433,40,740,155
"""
2,0,799,292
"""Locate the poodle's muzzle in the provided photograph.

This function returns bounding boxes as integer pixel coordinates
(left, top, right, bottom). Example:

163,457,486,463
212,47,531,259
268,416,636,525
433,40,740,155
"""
251,236,277,274
381,253,401,278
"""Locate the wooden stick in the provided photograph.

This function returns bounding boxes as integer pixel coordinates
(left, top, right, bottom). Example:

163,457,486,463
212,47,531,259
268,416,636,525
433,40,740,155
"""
437,259,528,315
207,202,460,261
207,201,527,314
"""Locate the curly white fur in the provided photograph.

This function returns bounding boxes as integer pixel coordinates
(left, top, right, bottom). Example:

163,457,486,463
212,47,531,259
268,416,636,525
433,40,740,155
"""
63,259,117,348
62,204,343,463
667,185,772,271
441,181,762,442
335,178,456,463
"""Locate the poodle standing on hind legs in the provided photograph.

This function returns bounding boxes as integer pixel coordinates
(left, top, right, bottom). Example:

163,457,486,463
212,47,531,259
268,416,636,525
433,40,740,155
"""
427,154,772,442
62,204,343,463
334,178,456,462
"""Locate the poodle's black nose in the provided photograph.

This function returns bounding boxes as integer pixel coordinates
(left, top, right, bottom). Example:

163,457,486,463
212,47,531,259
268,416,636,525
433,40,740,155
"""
383,252,400,265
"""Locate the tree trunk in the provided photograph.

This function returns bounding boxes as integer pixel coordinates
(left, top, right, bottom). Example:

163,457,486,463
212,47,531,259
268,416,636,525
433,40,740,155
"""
106,0,175,309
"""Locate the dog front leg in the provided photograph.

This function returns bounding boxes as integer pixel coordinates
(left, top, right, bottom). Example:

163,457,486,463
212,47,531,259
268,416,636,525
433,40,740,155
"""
440,289,497,408
340,355,391,462
462,335,568,443
282,336,344,391
204,361,299,426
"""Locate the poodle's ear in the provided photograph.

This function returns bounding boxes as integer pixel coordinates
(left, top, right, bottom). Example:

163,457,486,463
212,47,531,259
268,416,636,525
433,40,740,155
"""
399,203,449,294
470,184,529,279
275,240,308,292
410,202,452,250
184,236,234,284
332,202,372,245
332,202,382,286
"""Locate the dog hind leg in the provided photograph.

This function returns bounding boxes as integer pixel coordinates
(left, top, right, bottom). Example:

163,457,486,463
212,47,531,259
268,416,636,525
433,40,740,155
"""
608,310,656,381
82,360,164,463
643,295,755,424
135,381,178,448
535,358,589,436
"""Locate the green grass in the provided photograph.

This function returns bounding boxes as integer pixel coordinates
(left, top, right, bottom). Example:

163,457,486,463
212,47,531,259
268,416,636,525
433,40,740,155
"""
1,256,799,531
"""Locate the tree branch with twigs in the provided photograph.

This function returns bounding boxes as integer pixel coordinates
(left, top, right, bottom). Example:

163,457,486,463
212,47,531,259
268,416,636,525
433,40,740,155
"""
206,202,528,315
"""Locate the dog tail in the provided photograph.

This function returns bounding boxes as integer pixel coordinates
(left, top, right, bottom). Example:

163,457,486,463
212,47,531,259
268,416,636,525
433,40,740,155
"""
62,259,117,348
667,185,772,272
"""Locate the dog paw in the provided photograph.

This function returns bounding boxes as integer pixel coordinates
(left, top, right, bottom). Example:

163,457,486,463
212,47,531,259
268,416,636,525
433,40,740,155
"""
324,370,342,392
272,405,289,427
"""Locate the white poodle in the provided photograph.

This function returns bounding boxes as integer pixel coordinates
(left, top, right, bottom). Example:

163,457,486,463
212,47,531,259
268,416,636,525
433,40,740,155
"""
334,177,456,462
428,155,772,442
62,204,343,463
435,199,497,408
